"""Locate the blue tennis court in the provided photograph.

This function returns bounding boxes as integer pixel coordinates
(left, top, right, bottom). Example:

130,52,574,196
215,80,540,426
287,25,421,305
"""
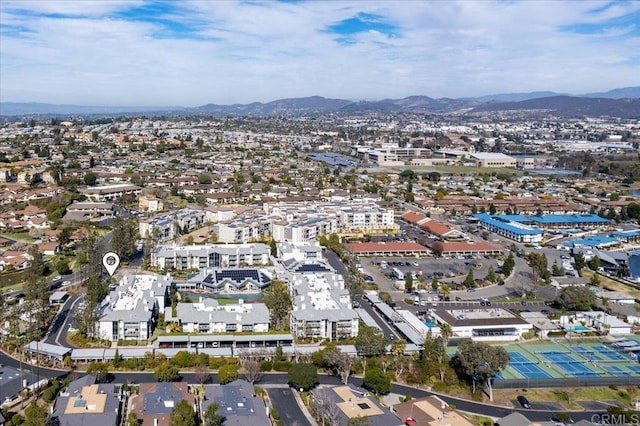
542,352,600,376
595,345,630,361
572,346,604,361
603,366,630,376
508,352,552,379
627,365,640,374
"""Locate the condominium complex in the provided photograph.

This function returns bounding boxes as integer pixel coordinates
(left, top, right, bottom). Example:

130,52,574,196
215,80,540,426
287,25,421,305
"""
165,299,270,333
151,243,271,271
96,273,171,341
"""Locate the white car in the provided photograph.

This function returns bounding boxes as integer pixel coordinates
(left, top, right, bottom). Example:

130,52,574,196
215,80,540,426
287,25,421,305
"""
62,280,72,286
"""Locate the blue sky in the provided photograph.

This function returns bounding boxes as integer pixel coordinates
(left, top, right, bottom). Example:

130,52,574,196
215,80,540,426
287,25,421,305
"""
1,0,639,106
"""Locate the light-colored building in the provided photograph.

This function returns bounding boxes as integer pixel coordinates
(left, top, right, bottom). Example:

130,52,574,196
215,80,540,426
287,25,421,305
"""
471,153,517,168
431,308,533,341
152,243,271,271
82,183,141,201
165,299,270,333
139,194,164,212
285,270,359,341
96,273,171,341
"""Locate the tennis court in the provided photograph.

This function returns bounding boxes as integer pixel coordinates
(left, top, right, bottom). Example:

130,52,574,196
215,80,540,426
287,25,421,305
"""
572,346,604,361
541,351,600,376
627,365,640,374
594,345,631,361
603,366,631,376
508,351,552,379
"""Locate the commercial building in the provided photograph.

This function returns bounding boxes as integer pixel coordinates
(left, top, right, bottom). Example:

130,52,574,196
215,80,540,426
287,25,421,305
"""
96,274,171,342
344,241,430,257
429,241,502,257
151,243,271,271
470,153,517,168
164,299,270,333
430,308,533,341
474,213,544,243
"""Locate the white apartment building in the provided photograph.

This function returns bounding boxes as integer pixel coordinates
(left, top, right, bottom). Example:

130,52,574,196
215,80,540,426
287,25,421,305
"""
152,243,271,271
96,274,171,341
285,270,359,341
164,299,270,334
82,183,142,201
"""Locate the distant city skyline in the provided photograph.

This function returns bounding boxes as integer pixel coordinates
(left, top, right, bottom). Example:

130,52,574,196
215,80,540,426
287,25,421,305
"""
1,0,639,107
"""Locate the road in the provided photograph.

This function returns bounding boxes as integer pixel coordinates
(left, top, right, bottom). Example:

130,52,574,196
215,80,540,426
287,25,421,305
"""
0,348,617,423
44,293,82,347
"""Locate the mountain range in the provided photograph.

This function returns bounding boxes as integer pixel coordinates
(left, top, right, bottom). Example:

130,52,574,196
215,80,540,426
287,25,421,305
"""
2,87,639,118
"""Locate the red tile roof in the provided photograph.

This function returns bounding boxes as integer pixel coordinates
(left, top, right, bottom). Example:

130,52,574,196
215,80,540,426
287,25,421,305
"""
345,241,429,253
400,211,427,224
419,221,453,237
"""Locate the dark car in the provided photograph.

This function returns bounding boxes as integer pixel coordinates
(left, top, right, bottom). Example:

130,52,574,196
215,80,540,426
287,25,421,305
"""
517,395,531,409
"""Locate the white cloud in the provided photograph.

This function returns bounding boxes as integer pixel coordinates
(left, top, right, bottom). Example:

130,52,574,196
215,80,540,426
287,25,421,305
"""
1,0,638,106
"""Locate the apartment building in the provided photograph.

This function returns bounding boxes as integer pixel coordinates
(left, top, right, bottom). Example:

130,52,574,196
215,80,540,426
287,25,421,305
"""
152,243,271,271
96,274,171,341
82,183,141,201
165,299,270,333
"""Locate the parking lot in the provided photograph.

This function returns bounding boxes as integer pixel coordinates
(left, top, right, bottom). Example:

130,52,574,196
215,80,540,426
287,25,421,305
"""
360,255,501,296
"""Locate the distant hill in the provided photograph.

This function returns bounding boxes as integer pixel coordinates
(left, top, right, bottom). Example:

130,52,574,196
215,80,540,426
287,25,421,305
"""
469,96,640,119
469,91,563,103
581,87,640,99
188,96,352,116
2,87,639,118
0,102,179,116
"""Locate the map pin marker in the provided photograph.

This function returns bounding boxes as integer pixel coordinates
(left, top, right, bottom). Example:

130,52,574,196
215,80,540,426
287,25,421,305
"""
103,252,120,277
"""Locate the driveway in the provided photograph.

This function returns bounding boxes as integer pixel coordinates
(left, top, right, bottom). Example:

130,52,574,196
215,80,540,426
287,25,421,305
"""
267,387,312,426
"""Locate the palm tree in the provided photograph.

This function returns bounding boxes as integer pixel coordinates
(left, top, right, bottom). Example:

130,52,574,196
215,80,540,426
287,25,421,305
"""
440,323,453,348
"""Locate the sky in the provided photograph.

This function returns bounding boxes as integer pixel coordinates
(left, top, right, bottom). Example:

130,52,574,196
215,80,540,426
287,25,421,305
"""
1,0,639,107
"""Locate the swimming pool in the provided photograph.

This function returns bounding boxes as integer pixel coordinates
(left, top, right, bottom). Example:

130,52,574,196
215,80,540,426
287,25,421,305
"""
564,325,589,332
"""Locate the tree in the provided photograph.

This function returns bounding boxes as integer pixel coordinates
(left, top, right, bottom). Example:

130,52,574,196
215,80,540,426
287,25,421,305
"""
154,362,180,382
502,252,515,276
83,172,97,186
551,261,565,277
262,280,292,330
355,324,387,357
55,258,72,275
218,364,239,384
431,275,439,290
405,274,413,293
170,399,196,426
556,286,597,311
203,402,224,426
195,364,210,384
126,411,139,426
589,256,601,271
452,339,509,401
485,265,496,283
111,217,138,262
348,416,371,426
287,363,318,391
237,351,263,385
325,347,356,384
24,402,49,426
363,367,391,395
463,269,475,288
574,252,586,270
87,362,110,383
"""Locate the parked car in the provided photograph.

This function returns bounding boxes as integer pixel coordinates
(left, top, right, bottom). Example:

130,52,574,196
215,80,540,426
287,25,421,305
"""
517,395,531,409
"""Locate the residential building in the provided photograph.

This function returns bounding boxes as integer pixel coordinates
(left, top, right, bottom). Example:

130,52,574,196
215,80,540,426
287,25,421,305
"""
96,274,171,341
183,268,272,293
164,299,270,333
50,375,122,426
128,382,195,426
139,194,164,212
393,395,475,426
81,183,141,201
312,384,402,426
202,380,270,426
152,243,270,271
284,268,359,341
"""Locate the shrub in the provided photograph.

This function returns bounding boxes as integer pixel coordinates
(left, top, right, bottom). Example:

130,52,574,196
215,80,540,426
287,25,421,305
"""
271,407,280,421
273,361,292,372
218,364,239,384
260,361,273,371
